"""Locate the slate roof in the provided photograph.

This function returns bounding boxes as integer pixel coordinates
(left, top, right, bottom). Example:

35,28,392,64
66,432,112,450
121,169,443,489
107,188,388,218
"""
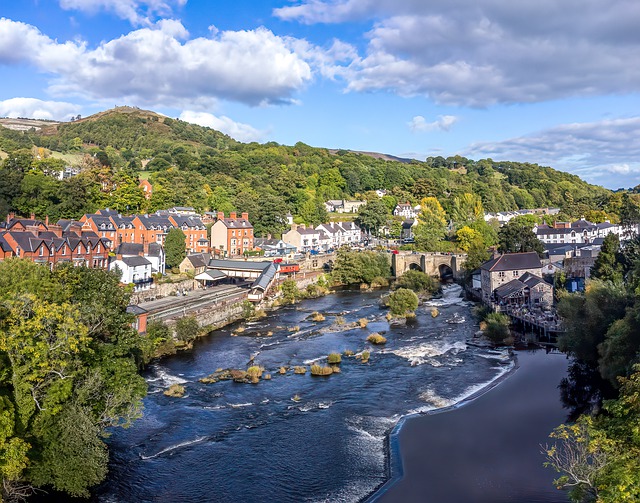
126,305,147,315
481,252,541,272
184,252,212,269
116,242,164,257
218,217,253,229
195,269,227,281
111,215,135,228
171,215,206,229
520,272,550,288
251,262,278,291
120,256,152,267
207,259,272,272
494,279,527,299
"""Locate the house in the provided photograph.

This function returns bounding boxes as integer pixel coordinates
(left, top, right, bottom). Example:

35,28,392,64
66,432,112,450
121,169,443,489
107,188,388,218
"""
324,199,366,213
541,261,564,277
114,242,165,275
109,255,153,290
139,179,153,200
254,237,297,257
169,206,197,215
315,222,362,248
282,224,324,252
394,202,420,219
210,211,254,257
0,214,110,269
179,252,212,275
79,213,118,243
480,252,544,304
126,305,148,334
534,218,624,245
168,214,208,253
492,272,554,308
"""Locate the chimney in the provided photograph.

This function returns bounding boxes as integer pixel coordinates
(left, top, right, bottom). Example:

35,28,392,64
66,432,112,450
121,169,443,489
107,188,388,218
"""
217,211,224,220
241,212,249,220
143,240,149,256
45,215,49,227
230,212,237,220
30,212,36,220
48,224,63,238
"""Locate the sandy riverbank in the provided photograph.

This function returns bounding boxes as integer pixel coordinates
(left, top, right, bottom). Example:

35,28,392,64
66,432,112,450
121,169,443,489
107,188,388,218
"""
369,349,570,503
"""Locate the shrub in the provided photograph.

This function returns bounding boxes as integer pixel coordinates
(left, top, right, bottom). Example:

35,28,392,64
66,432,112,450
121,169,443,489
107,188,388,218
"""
246,366,264,379
242,300,256,319
367,333,387,345
293,366,307,374
164,384,185,397
393,270,437,293
175,315,199,343
310,365,334,376
484,312,511,344
370,276,390,288
281,279,302,304
361,350,370,363
327,353,342,364
311,311,326,322
388,288,419,316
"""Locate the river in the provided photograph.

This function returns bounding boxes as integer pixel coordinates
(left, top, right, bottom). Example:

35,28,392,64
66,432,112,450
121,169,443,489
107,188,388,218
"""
95,285,522,502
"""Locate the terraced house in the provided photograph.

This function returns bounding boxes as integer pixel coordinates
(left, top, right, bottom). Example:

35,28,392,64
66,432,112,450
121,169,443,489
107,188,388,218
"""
210,212,254,257
0,214,111,269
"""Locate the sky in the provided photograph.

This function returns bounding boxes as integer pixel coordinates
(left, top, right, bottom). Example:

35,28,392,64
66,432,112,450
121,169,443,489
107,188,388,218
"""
1,0,640,189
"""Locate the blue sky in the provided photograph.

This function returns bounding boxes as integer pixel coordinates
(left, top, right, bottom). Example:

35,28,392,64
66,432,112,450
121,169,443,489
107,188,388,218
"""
1,0,640,189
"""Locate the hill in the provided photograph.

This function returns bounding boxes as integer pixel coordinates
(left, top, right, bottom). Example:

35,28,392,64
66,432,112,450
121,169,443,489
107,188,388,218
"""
0,106,619,238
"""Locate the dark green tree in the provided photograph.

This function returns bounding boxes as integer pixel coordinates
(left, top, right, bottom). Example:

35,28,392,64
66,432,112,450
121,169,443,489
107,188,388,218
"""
165,228,186,270
355,199,389,236
590,233,623,283
497,218,544,255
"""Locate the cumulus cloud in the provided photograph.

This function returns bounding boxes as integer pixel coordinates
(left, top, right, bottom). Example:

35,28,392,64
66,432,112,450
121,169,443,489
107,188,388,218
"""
0,97,80,120
275,0,640,106
464,117,640,187
59,0,187,25
179,111,268,143
0,18,313,108
408,114,457,132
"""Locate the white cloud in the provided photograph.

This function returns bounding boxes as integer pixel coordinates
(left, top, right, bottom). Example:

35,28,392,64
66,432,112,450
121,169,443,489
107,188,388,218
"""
464,117,640,187
0,97,80,120
59,0,187,25
0,18,313,108
408,114,457,132
275,0,640,106
179,111,268,143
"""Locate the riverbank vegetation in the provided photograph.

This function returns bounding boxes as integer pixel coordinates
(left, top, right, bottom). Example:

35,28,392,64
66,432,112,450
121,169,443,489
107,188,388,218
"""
330,249,391,287
546,233,640,502
387,288,419,317
0,260,148,501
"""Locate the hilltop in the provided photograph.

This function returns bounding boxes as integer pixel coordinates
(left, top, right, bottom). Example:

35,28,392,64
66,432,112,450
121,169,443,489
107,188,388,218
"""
0,106,618,238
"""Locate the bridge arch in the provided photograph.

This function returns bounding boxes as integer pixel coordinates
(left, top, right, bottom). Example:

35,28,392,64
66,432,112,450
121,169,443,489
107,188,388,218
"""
391,252,466,280
409,262,423,272
438,263,453,280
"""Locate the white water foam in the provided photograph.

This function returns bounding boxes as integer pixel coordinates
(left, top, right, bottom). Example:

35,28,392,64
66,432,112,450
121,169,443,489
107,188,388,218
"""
228,402,253,408
424,283,465,308
384,340,467,366
141,436,207,460
146,366,188,387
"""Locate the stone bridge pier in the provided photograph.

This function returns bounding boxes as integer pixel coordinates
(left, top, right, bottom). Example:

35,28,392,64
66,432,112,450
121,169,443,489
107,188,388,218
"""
391,252,467,280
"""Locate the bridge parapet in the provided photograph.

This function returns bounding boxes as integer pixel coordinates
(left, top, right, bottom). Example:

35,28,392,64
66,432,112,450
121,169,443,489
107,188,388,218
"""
391,252,467,278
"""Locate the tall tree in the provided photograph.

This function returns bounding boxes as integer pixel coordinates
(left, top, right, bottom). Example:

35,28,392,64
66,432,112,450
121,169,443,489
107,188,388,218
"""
165,228,186,269
356,199,389,236
497,218,544,255
414,197,448,251
590,233,623,283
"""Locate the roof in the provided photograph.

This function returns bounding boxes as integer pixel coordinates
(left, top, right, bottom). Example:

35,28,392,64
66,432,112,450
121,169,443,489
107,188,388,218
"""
217,217,253,229
481,252,541,272
251,263,278,291
120,256,152,267
520,272,549,288
126,305,148,315
494,279,527,299
207,259,272,272
184,252,211,268
116,242,163,257
195,269,227,281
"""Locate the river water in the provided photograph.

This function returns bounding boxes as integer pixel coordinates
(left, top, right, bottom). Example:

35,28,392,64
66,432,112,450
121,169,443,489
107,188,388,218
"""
96,285,516,503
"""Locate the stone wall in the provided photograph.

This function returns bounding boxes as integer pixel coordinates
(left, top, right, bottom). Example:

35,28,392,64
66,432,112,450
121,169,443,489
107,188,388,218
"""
131,279,199,304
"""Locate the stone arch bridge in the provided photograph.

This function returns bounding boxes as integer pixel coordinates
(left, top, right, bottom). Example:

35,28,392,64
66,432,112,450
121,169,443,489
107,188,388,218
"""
391,252,467,280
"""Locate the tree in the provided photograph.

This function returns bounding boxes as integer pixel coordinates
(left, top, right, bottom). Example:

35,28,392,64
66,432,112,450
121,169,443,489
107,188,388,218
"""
590,233,623,283
0,260,147,500
414,197,448,251
451,193,483,227
393,270,437,294
356,199,389,236
387,288,419,316
331,249,390,285
498,218,544,255
174,315,199,343
455,226,484,252
165,228,186,270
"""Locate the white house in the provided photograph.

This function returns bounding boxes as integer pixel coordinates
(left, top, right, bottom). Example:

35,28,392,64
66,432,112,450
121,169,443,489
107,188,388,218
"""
114,242,165,275
393,202,420,219
110,255,153,290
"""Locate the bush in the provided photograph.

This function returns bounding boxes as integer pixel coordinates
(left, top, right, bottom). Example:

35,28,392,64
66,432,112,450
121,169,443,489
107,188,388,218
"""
310,365,334,376
370,276,390,288
246,366,264,379
311,311,326,322
388,288,419,316
361,350,370,362
367,333,387,345
281,279,302,304
175,315,199,343
242,300,256,319
327,353,342,364
393,270,437,293
289,325,300,332
484,312,511,344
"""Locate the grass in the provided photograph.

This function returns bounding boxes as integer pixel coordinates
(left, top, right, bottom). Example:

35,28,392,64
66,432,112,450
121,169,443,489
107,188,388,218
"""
327,353,342,364
163,384,186,397
310,365,334,376
367,333,387,345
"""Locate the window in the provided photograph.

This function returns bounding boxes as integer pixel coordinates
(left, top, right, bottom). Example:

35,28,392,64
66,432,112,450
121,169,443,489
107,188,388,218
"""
513,270,519,277
498,271,505,278
97,244,101,253
39,246,44,256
